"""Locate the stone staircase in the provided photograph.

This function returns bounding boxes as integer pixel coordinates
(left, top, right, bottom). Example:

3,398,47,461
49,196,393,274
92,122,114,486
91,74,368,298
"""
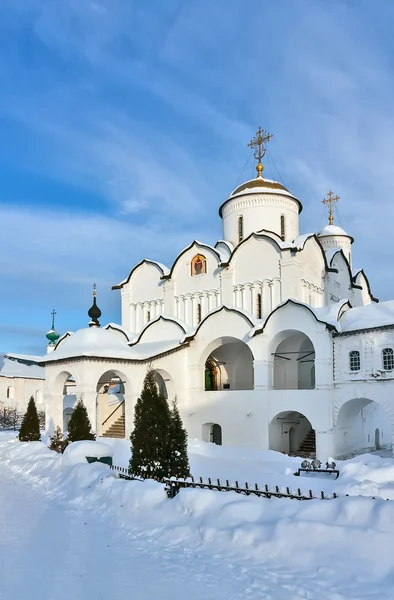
102,414,125,439
297,429,316,458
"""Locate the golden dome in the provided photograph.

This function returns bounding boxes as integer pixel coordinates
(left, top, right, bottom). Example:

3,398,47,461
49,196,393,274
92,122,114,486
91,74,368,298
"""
231,177,289,197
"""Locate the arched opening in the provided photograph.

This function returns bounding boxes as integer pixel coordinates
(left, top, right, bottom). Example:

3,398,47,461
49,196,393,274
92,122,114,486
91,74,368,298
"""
335,398,391,457
203,337,254,391
96,370,127,438
151,369,175,401
272,331,315,390
202,422,222,445
269,411,315,457
6,386,14,400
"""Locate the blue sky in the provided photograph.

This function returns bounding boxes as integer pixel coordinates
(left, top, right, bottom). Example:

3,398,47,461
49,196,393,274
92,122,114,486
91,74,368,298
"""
1,0,394,354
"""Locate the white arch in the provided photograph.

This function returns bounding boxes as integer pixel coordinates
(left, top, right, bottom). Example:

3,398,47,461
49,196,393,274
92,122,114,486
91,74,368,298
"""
334,397,394,456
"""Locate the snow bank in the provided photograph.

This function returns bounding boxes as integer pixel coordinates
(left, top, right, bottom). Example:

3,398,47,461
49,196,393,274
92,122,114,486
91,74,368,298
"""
2,434,394,591
62,440,114,467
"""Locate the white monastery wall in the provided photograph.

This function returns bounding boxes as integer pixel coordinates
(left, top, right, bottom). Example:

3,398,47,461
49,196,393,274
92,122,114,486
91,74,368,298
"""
0,376,44,412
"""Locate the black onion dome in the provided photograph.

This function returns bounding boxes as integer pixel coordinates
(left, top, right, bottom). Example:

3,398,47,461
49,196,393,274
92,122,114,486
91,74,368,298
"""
88,291,102,327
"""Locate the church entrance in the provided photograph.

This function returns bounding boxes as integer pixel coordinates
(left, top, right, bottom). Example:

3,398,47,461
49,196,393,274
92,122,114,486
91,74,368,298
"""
269,411,315,456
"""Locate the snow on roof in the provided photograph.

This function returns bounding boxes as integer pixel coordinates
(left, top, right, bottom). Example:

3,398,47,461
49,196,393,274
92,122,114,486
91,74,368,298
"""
214,240,233,261
324,248,342,265
293,233,315,249
0,354,44,379
339,301,394,332
103,323,136,342
318,225,351,237
37,327,185,363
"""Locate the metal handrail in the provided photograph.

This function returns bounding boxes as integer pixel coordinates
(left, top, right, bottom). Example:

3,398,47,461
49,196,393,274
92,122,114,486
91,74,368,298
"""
102,399,125,427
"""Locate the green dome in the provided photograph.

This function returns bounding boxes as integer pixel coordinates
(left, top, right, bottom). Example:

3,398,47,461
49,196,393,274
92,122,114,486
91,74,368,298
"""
46,328,60,345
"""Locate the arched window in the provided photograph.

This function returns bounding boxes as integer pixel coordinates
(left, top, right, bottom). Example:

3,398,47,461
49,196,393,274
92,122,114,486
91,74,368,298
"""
146,310,151,323
238,215,244,243
256,293,262,319
280,215,286,241
191,254,206,276
6,386,14,399
349,350,360,371
197,303,202,324
382,348,394,370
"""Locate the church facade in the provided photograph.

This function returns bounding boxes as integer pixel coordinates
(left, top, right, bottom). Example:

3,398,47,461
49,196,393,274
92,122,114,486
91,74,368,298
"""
33,129,394,459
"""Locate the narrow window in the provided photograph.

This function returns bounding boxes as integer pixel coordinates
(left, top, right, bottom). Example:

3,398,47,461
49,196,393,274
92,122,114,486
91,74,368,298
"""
6,386,14,399
382,348,394,370
238,215,244,243
257,293,262,319
280,215,286,241
349,350,360,371
147,310,151,323
197,303,202,324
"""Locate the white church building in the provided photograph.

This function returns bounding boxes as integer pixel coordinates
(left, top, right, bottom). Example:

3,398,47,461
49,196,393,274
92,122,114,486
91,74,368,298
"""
17,128,394,459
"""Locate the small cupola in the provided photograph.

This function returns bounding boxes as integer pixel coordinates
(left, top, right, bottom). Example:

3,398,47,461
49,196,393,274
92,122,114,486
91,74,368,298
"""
318,191,354,265
46,309,60,353
88,283,102,327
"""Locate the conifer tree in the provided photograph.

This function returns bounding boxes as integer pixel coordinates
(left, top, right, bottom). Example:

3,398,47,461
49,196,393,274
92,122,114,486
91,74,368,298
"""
19,396,41,442
67,398,95,442
48,426,68,453
129,369,171,479
169,397,190,478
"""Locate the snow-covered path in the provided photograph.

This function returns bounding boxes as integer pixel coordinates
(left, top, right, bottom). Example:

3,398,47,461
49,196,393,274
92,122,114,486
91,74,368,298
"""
1,437,394,599
0,464,257,600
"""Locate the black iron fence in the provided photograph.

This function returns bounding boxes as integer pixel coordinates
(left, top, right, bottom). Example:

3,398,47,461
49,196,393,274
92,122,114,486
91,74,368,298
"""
109,465,338,501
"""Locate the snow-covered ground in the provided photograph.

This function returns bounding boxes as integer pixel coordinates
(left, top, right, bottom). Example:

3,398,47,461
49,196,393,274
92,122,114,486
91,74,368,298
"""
1,432,394,599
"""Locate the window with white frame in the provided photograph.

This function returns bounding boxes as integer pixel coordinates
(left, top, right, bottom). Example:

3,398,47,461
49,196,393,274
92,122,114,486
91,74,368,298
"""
382,347,394,370
349,350,360,371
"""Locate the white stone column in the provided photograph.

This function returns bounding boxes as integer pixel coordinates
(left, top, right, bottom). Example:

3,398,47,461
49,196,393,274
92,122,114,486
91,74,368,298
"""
178,296,185,322
185,295,192,325
130,304,137,332
263,282,271,314
79,390,98,434
269,281,275,311
191,295,197,327
201,292,209,317
234,285,242,308
316,430,336,460
136,303,143,331
45,391,63,435
243,284,253,315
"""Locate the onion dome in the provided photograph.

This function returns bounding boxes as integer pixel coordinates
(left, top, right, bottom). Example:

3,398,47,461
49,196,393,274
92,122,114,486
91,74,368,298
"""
46,309,60,346
88,284,102,327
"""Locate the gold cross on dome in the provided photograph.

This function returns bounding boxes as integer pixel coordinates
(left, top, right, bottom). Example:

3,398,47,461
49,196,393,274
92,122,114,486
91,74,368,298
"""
93,282,97,297
248,127,272,177
51,309,56,329
322,190,340,225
